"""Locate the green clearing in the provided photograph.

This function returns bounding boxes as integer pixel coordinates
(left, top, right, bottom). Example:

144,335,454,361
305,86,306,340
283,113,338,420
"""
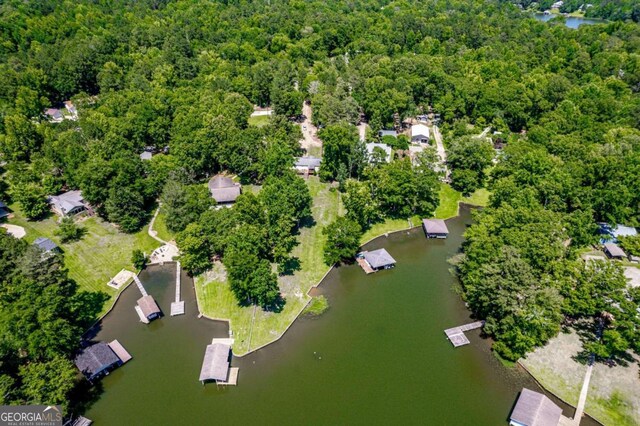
8,205,160,309
435,184,490,219
302,295,329,316
247,114,271,127
152,210,176,242
195,176,341,355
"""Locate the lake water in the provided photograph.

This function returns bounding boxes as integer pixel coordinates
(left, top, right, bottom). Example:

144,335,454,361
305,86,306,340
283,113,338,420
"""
83,206,599,425
533,13,604,29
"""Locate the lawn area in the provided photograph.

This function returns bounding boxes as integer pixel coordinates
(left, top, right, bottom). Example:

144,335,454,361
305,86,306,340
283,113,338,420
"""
195,177,341,355
521,331,640,426
152,210,176,242
247,115,270,127
8,205,160,311
434,184,491,219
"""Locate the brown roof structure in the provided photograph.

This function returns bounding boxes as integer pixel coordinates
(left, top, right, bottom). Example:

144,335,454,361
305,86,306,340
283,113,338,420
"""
208,175,241,204
422,219,449,235
510,388,562,426
603,242,626,258
137,294,161,319
199,343,230,382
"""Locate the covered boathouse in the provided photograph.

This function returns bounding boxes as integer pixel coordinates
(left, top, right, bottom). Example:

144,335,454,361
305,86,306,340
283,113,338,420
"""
137,294,162,321
509,388,562,426
199,342,238,385
74,341,132,381
422,218,449,239
357,248,396,273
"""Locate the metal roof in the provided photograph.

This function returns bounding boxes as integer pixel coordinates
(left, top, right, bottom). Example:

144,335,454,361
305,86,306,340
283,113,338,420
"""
137,295,161,318
604,243,626,258
295,157,322,168
34,237,58,252
366,143,392,162
422,219,449,234
208,176,241,203
199,343,230,382
74,343,120,378
48,190,86,215
363,249,396,269
510,388,562,426
411,124,430,139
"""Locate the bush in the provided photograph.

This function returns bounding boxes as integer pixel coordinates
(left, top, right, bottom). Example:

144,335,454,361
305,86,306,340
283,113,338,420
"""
54,217,85,243
131,249,147,270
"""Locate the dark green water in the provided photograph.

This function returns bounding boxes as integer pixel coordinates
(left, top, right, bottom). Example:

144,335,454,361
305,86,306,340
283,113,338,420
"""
84,207,591,425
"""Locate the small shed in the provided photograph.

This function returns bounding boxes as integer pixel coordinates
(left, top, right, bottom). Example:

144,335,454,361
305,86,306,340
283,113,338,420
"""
509,388,562,426
137,294,162,320
208,175,241,204
199,343,231,383
294,157,322,175
363,249,396,271
74,342,122,381
603,243,626,260
411,124,430,144
422,219,449,239
34,237,59,253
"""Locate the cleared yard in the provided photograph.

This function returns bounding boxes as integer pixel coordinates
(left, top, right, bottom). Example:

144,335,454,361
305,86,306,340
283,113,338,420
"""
195,177,341,355
521,330,640,426
8,205,160,309
434,184,490,220
247,115,270,127
152,210,176,243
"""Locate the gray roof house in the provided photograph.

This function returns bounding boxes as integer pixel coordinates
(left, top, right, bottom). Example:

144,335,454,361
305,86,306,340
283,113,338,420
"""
199,343,231,383
48,190,87,217
509,388,562,426
45,108,64,123
603,242,626,260
422,219,449,238
34,237,59,253
74,342,122,381
208,175,241,204
366,143,392,163
137,295,162,320
411,124,430,144
294,157,322,174
363,248,396,271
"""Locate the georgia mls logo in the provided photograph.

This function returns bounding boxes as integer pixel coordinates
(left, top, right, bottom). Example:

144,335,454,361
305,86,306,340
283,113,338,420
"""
0,405,62,426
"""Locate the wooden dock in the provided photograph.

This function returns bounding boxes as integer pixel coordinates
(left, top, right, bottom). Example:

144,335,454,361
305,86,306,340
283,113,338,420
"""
356,257,374,274
444,321,485,347
133,275,148,297
134,305,149,323
170,261,185,316
108,340,132,363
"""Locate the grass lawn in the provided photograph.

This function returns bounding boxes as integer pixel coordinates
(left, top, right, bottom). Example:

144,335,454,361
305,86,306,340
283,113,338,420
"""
8,205,160,311
195,176,341,355
434,184,491,219
247,115,270,127
152,210,176,242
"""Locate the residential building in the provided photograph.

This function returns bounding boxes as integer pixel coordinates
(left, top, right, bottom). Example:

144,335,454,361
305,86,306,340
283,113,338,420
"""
294,157,322,175
411,124,430,144
366,143,392,163
604,242,626,260
208,175,241,204
48,190,88,217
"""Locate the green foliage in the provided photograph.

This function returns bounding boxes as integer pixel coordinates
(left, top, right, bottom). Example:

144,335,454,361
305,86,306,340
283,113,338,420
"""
323,217,362,265
131,249,147,270
319,124,362,181
160,179,213,233
12,183,48,219
303,295,329,316
619,235,640,257
447,136,494,195
54,217,84,243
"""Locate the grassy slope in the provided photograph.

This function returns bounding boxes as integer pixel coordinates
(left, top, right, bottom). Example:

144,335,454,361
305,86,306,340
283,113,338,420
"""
152,210,176,242
195,177,340,355
8,205,160,304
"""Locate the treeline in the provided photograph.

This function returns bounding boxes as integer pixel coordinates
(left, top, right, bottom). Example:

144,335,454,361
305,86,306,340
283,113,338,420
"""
510,0,640,22
0,232,105,407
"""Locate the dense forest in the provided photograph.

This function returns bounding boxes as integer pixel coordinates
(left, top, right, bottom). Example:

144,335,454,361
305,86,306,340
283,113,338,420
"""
0,0,639,407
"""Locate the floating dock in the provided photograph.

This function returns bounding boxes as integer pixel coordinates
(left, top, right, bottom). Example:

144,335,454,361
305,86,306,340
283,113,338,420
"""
444,321,485,347
134,305,149,323
356,257,375,274
170,261,185,316
108,340,132,363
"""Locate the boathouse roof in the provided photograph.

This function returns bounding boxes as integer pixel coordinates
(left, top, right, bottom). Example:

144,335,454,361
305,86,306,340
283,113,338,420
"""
422,219,449,234
74,342,120,379
137,294,161,319
199,343,230,382
510,388,562,426
363,248,396,269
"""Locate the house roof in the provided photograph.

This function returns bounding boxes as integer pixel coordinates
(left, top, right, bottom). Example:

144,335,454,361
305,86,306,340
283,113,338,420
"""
139,151,153,161
45,108,63,120
199,343,230,381
379,129,398,138
48,190,86,215
295,157,322,168
366,143,392,162
604,243,626,258
422,219,449,234
612,225,637,238
411,124,430,139
34,237,58,252
363,248,396,269
137,295,161,318
74,342,120,378
510,388,562,426
208,175,241,203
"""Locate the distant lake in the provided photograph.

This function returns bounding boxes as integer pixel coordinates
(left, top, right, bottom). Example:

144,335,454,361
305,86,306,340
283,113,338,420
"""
533,13,605,29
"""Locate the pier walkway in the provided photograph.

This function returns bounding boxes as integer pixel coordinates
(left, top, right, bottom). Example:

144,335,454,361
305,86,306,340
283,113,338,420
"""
170,262,185,316
444,321,485,347
133,275,147,297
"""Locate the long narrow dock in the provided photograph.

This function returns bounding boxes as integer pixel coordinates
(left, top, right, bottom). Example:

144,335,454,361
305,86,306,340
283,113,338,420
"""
133,275,148,297
170,262,185,316
444,321,485,347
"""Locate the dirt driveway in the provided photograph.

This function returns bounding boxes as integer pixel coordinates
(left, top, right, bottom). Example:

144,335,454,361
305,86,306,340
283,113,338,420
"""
299,102,322,156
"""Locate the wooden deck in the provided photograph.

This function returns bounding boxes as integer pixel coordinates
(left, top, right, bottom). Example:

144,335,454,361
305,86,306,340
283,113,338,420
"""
134,305,149,324
171,262,185,316
356,257,375,274
133,275,148,297
444,321,485,347
108,340,132,363
219,367,239,386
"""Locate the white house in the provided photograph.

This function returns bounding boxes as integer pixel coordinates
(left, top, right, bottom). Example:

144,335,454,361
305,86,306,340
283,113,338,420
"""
411,124,430,144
